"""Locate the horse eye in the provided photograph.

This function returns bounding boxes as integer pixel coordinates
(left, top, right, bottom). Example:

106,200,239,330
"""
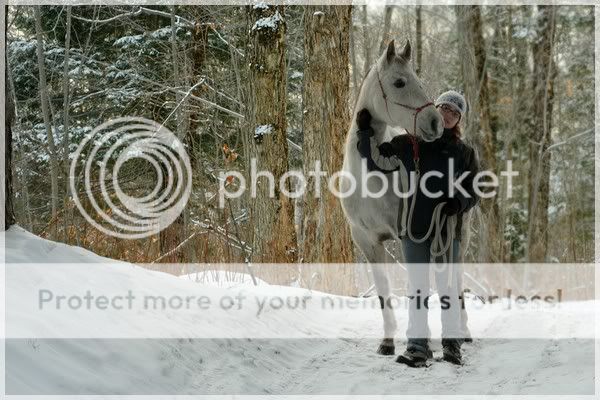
393,79,406,88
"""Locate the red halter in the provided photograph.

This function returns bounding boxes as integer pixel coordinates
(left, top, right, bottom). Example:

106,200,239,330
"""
376,67,434,172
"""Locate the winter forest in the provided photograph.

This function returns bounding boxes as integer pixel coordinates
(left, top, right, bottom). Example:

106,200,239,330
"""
4,4,595,296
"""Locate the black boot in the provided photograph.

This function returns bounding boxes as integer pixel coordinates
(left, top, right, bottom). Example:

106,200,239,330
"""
396,338,433,368
442,338,463,365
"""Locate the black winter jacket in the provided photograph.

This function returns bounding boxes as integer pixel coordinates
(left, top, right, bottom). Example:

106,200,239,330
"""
356,127,480,241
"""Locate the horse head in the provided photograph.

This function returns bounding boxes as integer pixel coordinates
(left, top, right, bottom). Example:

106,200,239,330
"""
367,40,443,142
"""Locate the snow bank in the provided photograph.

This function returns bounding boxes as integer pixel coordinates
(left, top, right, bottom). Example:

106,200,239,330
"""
2,226,595,395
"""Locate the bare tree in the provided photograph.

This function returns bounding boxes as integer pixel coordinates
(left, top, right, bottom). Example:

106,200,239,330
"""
455,5,501,262
527,5,557,262
415,5,423,76
34,6,60,240
349,13,360,101
378,4,394,54
301,5,354,264
158,5,196,263
61,6,72,241
4,6,15,230
503,5,530,262
247,5,297,263
360,5,372,77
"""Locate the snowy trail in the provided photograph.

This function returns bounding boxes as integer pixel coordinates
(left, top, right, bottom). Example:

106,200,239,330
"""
2,226,595,395
7,336,593,395
251,338,593,395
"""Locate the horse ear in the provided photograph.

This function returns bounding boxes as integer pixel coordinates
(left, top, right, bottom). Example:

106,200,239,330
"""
386,40,396,63
400,39,411,61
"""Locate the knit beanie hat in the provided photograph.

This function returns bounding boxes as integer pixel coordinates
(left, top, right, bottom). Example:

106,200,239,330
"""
435,90,467,119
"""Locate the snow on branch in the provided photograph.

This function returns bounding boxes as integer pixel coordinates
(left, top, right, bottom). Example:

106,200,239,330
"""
72,7,194,27
73,7,243,56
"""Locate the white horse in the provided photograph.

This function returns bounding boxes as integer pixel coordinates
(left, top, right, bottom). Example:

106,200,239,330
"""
340,40,443,355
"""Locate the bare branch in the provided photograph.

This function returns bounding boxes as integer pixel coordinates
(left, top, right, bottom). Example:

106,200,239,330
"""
72,8,143,24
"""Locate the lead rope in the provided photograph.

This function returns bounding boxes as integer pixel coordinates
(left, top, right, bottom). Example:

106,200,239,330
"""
402,158,457,288
374,65,456,287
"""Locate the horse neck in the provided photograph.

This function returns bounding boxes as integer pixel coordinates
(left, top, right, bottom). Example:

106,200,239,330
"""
347,82,405,153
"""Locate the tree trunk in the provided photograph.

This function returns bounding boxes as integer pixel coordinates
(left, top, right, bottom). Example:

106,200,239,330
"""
247,5,297,264
185,6,210,171
506,5,531,262
4,6,15,230
159,5,191,263
474,8,501,262
360,5,372,77
301,5,354,265
349,14,359,101
34,6,60,240
455,5,501,262
62,6,72,242
188,7,210,220
527,5,557,262
415,5,422,76
378,4,394,55
463,5,497,172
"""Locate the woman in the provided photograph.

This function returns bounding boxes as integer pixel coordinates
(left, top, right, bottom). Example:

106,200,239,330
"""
355,90,480,366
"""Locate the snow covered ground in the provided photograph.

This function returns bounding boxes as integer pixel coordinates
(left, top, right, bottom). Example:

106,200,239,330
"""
1,226,596,395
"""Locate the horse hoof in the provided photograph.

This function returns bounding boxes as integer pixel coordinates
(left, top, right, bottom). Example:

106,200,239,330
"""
376,340,395,356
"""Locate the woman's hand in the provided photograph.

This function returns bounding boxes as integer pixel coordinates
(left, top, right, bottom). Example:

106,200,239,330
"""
356,109,373,131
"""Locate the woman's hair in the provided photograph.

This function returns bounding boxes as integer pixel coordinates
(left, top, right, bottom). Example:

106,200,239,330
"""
450,123,462,139
445,118,462,142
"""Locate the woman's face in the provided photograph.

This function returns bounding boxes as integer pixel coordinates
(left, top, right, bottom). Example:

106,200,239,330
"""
437,104,460,129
